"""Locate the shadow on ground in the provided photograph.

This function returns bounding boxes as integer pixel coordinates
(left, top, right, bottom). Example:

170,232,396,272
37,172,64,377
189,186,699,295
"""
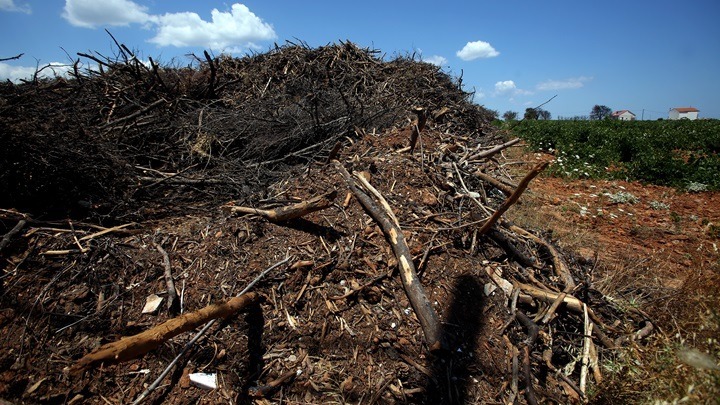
424,274,486,404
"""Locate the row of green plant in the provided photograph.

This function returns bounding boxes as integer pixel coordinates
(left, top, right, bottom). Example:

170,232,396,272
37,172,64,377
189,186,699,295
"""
513,120,720,190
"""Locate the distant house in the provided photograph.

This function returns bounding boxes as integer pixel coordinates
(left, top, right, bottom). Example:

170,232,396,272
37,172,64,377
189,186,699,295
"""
669,107,699,120
611,110,636,121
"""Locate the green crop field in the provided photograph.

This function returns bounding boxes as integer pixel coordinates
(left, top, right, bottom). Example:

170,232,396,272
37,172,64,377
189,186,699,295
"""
513,120,720,190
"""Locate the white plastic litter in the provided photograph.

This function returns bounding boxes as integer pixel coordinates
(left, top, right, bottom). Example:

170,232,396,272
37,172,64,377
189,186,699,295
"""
484,283,497,296
141,294,163,314
189,372,218,389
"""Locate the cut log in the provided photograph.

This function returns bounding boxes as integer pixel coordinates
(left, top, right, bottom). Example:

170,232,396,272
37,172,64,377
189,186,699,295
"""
70,292,261,375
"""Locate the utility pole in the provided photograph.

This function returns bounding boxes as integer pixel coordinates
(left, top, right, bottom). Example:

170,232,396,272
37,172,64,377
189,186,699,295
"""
641,109,645,120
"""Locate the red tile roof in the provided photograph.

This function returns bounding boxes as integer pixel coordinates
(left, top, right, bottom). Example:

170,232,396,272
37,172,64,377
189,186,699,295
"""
672,107,699,113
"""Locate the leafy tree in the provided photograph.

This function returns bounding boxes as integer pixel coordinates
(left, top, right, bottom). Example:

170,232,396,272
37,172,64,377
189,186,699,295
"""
590,105,612,120
524,108,539,120
524,107,551,120
502,110,518,121
537,108,551,120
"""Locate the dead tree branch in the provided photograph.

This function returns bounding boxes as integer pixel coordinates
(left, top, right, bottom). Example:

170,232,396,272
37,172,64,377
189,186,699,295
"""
508,224,576,292
99,98,167,129
130,256,292,404
335,161,444,351
0,220,27,253
477,161,549,235
409,107,427,153
224,190,337,222
70,292,261,375
154,242,178,314
467,137,521,161
474,170,515,196
515,311,539,405
0,53,23,62
203,50,217,98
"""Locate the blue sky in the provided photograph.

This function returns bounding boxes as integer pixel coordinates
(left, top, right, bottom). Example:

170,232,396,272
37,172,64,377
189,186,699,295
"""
1,1,719,119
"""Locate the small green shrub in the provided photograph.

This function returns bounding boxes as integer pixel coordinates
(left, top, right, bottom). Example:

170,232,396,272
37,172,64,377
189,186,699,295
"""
649,200,670,210
687,182,708,193
607,191,640,204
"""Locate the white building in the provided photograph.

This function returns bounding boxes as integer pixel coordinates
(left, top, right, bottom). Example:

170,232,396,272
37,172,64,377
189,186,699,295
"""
669,107,699,120
611,110,636,121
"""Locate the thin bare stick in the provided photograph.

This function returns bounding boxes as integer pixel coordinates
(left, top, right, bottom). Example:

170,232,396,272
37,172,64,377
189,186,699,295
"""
249,369,299,398
154,242,178,314
531,353,585,400
329,273,388,300
0,53,23,62
580,304,593,395
417,232,439,275
504,336,519,404
487,228,538,269
71,293,261,375
203,50,217,98
98,98,167,129
41,248,89,256
541,292,567,324
78,223,136,242
516,281,605,327
453,162,492,216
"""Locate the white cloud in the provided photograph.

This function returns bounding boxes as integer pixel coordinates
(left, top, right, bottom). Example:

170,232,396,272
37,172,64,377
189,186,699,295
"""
494,80,533,97
61,1,276,52
0,62,73,83
536,76,592,91
423,55,448,66
63,0,152,28
495,80,516,94
456,40,499,61
0,63,36,82
149,4,275,49
0,0,31,14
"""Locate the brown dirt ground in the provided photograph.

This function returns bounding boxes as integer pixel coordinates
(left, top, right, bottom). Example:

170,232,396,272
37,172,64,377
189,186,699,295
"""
1,134,718,405
507,148,720,403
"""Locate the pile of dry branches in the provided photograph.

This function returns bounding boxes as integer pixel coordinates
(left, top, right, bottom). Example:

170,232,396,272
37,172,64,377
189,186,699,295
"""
0,41,494,221
0,41,649,404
